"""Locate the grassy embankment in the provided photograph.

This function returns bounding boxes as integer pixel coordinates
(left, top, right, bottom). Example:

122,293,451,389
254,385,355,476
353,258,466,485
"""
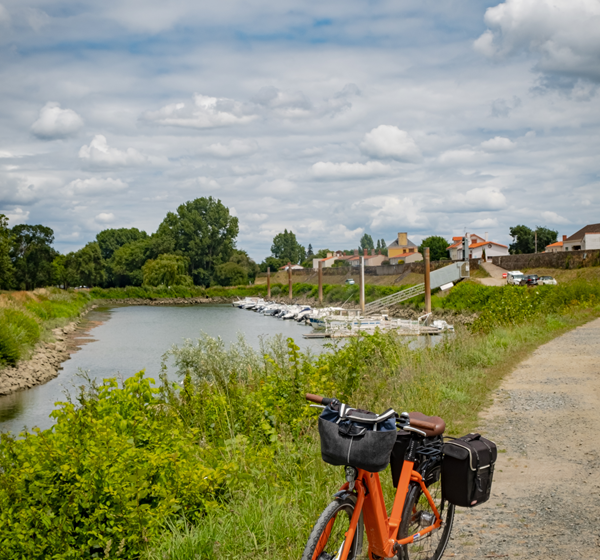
0,289,91,367
1,279,600,559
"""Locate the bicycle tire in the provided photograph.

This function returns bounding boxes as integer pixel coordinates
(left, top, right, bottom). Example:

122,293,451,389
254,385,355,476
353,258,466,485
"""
397,465,454,560
301,495,364,560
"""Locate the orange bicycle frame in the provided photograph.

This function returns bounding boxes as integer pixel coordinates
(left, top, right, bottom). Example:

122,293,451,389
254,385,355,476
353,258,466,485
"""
338,460,443,560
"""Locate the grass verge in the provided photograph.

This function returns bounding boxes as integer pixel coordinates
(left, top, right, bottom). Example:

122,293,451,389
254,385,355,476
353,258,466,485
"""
0,289,91,366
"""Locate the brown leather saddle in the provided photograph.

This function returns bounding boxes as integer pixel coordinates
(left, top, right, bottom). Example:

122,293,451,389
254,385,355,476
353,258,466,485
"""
408,411,446,437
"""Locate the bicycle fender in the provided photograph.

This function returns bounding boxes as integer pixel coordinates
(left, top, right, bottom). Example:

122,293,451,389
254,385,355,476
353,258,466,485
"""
333,490,357,502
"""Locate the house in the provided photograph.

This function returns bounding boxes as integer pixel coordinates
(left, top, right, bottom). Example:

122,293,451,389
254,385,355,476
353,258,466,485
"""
279,264,304,270
348,249,388,267
387,232,422,265
545,236,566,253
447,232,509,262
312,250,355,269
563,224,600,251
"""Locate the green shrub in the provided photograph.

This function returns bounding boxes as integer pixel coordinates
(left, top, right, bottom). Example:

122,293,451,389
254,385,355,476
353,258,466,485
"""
0,308,40,365
0,372,232,560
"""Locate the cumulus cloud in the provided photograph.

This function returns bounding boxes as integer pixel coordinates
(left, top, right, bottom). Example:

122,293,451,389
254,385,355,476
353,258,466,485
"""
95,212,115,223
438,149,480,165
475,0,600,82
65,177,128,196
253,86,312,118
78,135,148,167
144,93,257,128
311,161,392,180
470,217,499,228
2,207,29,225
257,179,296,195
356,195,428,229
360,125,422,162
458,187,507,211
31,102,84,139
204,139,259,158
540,210,570,224
481,137,515,152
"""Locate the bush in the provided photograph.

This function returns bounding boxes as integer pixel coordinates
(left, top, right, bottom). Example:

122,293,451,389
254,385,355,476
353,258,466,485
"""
0,372,232,560
0,308,40,365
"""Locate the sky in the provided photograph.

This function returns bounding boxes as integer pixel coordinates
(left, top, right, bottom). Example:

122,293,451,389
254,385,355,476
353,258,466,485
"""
0,0,599,261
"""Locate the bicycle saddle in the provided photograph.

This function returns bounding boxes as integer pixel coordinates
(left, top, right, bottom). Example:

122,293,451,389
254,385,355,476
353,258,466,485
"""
409,412,446,437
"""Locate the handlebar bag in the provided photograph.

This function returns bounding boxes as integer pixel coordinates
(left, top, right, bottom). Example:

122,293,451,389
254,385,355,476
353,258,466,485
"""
318,401,397,473
441,433,497,507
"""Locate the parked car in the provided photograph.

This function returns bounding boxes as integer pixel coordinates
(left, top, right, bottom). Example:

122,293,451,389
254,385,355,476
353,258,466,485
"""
345,278,355,285
507,271,524,285
540,276,558,285
520,275,540,286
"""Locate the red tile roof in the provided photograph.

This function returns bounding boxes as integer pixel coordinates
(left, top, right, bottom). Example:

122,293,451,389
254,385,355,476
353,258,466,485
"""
470,241,508,249
545,241,563,248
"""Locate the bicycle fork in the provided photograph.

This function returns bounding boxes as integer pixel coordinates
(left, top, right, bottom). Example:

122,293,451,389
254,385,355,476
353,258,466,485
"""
336,461,443,560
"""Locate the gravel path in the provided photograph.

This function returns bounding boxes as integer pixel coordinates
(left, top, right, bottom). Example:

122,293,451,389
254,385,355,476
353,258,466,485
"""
445,318,600,559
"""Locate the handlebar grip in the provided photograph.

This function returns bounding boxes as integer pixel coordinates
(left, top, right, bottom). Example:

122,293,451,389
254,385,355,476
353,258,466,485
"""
409,418,436,431
305,394,333,406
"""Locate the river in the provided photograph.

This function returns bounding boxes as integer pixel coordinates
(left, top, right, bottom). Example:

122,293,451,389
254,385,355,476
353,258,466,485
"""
0,304,329,434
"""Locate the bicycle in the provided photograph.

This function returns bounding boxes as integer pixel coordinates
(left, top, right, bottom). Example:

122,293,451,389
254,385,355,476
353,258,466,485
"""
302,394,455,560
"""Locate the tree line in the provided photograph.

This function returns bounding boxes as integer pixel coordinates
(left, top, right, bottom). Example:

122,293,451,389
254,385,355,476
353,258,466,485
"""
0,202,562,293
0,198,257,291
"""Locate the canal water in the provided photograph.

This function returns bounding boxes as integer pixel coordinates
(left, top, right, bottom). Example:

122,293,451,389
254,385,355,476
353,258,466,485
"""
0,304,328,434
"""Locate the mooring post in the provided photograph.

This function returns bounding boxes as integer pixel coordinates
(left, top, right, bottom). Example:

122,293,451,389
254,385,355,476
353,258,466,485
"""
424,247,431,315
318,260,323,304
360,256,365,314
288,262,293,301
267,266,271,299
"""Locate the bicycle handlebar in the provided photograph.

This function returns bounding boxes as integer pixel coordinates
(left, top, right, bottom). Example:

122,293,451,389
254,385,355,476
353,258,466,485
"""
305,393,333,406
305,394,437,432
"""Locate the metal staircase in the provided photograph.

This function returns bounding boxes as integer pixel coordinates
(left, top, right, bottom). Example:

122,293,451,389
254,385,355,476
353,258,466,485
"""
364,284,425,315
363,261,469,315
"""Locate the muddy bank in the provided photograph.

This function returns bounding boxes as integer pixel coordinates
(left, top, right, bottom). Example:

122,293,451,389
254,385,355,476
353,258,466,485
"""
0,305,98,397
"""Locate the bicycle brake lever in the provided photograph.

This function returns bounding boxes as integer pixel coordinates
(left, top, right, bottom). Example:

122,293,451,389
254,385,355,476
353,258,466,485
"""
309,404,326,410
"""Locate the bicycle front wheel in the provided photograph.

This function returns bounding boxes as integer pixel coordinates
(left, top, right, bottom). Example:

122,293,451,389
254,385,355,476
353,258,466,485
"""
397,465,455,560
301,495,363,560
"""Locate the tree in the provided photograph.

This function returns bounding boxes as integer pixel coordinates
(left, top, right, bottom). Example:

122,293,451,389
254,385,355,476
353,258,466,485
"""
360,233,374,252
157,197,239,286
259,256,284,273
213,262,248,286
52,253,79,289
229,250,259,282
270,229,305,265
380,239,388,256
142,254,193,287
109,240,152,286
0,214,14,290
509,225,558,254
418,236,450,262
72,242,106,287
96,228,148,260
10,224,57,290
307,244,314,258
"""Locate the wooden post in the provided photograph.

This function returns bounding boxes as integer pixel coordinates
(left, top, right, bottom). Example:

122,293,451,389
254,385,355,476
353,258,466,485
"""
288,262,293,301
318,260,323,304
424,247,431,314
360,256,365,314
267,267,271,299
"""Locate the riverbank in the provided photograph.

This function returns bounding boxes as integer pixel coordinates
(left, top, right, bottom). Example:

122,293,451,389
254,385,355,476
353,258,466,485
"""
1,281,599,558
0,304,97,396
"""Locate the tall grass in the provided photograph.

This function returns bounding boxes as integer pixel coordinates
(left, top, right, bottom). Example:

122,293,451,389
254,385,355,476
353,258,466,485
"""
0,290,90,366
146,304,599,560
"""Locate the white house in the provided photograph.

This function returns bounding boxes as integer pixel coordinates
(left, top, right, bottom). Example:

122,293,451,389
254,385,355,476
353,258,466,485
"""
447,233,509,262
563,224,600,251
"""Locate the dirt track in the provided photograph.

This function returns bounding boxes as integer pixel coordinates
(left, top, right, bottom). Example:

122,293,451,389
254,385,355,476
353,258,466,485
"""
446,318,600,559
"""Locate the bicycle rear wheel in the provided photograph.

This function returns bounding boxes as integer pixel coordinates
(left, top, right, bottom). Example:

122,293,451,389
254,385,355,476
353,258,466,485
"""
301,495,363,560
397,465,454,560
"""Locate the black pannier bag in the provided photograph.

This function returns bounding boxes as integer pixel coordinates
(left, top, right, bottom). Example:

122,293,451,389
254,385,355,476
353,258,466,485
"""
318,401,397,473
390,431,411,487
441,433,497,507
